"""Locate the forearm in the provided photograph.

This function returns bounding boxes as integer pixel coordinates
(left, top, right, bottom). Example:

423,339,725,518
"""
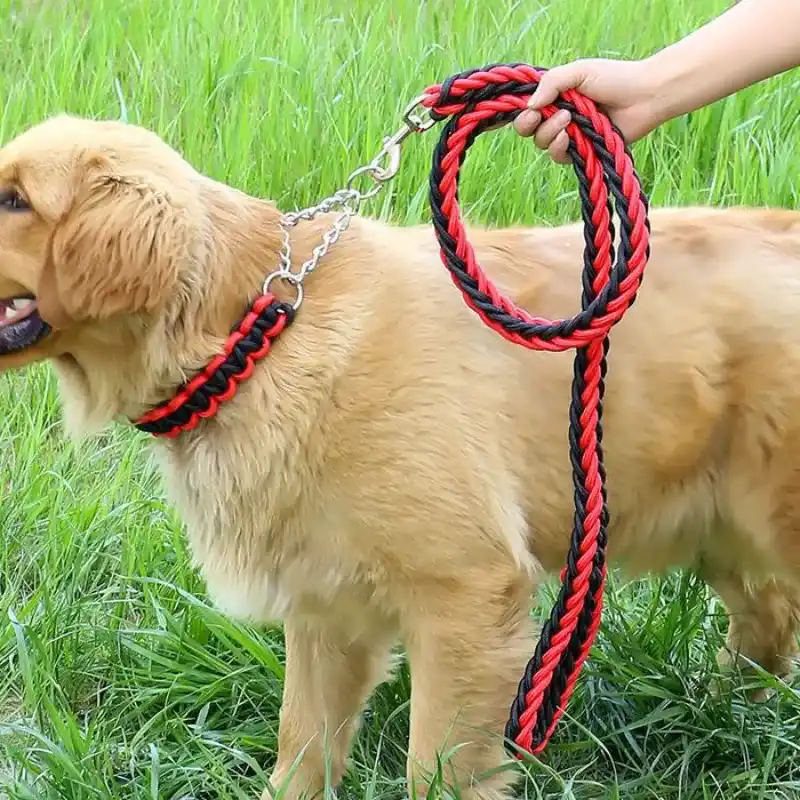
646,0,800,125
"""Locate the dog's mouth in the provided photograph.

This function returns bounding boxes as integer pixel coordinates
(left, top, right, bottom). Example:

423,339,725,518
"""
0,295,51,356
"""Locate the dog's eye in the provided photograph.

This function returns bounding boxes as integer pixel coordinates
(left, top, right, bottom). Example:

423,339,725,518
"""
0,189,30,212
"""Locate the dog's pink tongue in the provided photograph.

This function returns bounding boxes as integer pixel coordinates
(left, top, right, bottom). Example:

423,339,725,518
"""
0,297,35,328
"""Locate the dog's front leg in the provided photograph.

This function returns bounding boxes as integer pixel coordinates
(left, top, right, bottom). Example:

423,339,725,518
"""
265,615,396,800
401,567,536,800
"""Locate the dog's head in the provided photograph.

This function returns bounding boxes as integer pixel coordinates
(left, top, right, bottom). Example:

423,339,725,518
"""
0,115,292,435
0,114,268,436
0,114,205,365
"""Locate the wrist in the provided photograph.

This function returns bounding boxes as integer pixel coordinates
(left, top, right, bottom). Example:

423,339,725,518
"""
638,51,688,128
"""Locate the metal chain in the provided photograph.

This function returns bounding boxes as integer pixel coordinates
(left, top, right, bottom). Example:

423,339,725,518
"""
263,95,435,310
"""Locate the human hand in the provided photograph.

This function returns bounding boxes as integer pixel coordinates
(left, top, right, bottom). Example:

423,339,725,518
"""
514,0,800,164
513,58,663,164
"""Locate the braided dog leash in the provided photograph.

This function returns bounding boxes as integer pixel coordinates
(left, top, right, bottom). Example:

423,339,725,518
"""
144,63,652,755
421,64,651,756
281,62,651,757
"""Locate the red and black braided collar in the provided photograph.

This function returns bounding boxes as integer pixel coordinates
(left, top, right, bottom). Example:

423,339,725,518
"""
134,292,295,438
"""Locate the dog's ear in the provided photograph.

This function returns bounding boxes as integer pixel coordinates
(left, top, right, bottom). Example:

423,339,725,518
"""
38,154,188,327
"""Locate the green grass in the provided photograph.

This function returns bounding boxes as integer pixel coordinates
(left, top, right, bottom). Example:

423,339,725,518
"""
1,0,800,797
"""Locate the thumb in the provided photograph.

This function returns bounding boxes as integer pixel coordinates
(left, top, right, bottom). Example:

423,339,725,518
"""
528,63,588,110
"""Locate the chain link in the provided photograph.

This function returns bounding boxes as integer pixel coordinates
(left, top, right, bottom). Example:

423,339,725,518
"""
263,95,435,310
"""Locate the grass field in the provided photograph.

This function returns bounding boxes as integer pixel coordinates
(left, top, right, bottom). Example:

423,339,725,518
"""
2,0,800,797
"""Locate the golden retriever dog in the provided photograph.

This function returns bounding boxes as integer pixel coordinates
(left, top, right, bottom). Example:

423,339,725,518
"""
1,114,800,799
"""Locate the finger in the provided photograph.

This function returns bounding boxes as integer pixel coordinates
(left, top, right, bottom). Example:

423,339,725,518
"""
528,64,587,110
532,109,571,150
547,130,572,164
512,109,542,137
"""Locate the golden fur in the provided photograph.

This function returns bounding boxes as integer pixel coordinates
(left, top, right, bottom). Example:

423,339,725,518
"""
1,115,800,799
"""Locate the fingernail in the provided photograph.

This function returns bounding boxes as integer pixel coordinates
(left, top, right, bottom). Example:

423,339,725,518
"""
514,109,541,134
